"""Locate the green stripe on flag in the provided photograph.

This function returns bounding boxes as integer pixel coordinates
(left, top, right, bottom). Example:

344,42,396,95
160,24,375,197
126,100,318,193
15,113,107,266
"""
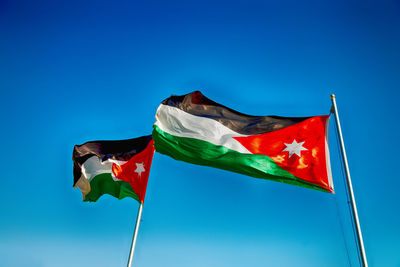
153,125,329,193
84,173,140,202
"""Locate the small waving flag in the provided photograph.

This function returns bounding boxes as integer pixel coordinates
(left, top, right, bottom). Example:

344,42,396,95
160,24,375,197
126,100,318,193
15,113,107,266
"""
73,135,155,203
152,91,333,193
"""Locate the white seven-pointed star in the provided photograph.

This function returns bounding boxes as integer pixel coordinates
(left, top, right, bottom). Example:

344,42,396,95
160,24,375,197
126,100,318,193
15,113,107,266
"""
282,140,308,158
134,162,145,176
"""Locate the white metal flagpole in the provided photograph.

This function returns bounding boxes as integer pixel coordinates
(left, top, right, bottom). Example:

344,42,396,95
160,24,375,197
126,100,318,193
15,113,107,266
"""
127,203,144,267
330,94,368,267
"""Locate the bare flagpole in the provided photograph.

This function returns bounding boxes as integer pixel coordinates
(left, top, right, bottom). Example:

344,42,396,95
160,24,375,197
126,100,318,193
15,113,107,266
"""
330,94,368,267
127,203,144,267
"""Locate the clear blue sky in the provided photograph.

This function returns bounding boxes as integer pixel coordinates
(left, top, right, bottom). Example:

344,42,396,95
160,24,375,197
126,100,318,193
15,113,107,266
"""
1,0,399,266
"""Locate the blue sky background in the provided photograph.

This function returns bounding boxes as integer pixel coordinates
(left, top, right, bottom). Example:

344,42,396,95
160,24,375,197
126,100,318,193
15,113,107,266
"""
1,0,399,266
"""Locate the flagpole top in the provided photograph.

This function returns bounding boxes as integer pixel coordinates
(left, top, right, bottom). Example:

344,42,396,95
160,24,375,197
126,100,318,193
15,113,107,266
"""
330,94,335,99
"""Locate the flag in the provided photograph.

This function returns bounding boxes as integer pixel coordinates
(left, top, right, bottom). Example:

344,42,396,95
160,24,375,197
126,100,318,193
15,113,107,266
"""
152,91,333,193
73,135,155,203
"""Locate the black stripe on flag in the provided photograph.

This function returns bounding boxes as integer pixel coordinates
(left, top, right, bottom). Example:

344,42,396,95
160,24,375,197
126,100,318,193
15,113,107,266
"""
161,91,311,135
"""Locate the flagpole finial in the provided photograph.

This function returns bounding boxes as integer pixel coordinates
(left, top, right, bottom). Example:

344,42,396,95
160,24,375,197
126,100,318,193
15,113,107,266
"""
330,94,335,99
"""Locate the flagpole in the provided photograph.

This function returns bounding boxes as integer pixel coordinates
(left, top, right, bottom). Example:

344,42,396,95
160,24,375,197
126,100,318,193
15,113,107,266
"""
127,203,143,267
330,94,368,267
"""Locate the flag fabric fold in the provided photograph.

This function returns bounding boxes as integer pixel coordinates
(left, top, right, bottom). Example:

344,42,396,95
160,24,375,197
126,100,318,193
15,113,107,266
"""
152,91,333,193
73,135,155,203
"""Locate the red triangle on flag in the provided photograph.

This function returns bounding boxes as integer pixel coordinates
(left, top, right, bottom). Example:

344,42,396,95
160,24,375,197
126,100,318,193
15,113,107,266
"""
112,139,155,203
234,115,332,192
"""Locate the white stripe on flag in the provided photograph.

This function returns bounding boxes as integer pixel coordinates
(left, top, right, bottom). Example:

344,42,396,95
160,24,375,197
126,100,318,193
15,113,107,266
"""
81,156,125,182
155,104,251,154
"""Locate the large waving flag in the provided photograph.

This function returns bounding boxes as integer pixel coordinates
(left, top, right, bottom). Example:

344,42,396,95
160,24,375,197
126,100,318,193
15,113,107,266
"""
73,135,155,203
153,91,333,193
